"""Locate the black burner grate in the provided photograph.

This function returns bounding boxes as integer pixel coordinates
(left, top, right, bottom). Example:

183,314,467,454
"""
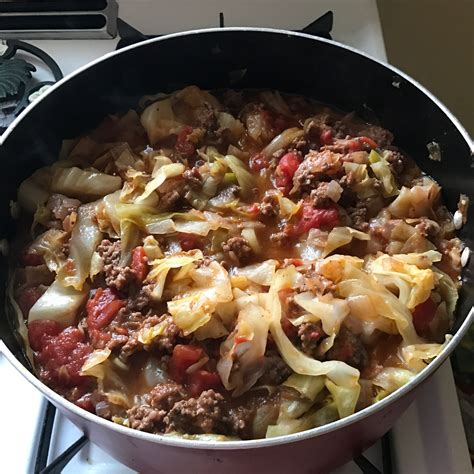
115,11,334,50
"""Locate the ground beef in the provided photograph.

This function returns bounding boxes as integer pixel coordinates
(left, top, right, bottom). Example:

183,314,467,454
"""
194,102,217,131
309,182,333,208
298,321,324,358
358,125,394,148
127,404,167,432
292,150,343,195
126,284,154,312
415,218,441,240
222,236,253,266
269,229,293,246
183,167,203,190
120,313,180,357
258,355,292,385
347,204,369,231
260,190,279,217
46,194,81,221
326,326,368,369
160,189,182,211
383,149,406,175
149,381,187,410
97,239,135,291
127,381,187,433
302,270,336,294
165,389,225,434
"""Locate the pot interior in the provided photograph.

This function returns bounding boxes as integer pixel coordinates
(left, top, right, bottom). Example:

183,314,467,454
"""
1,28,472,375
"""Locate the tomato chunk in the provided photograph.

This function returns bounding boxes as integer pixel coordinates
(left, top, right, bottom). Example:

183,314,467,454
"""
131,246,148,282
36,326,92,388
249,152,269,173
178,233,202,251
292,203,339,235
187,370,221,397
86,288,126,330
348,136,378,151
320,129,333,145
175,126,195,157
275,152,301,194
412,298,438,337
168,344,205,384
18,286,46,318
28,319,62,352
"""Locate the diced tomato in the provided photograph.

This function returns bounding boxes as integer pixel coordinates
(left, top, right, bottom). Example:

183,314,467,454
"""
75,393,94,412
20,251,44,267
292,203,339,235
246,203,260,216
320,129,333,145
28,319,62,352
178,233,202,251
249,152,269,172
275,152,301,194
18,286,46,318
234,335,249,345
187,370,222,397
412,298,438,337
168,344,205,384
175,126,195,157
131,246,148,282
36,326,92,388
86,288,126,330
348,136,378,152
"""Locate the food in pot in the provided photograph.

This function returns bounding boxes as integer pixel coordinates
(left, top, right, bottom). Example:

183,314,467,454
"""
9,86,463,440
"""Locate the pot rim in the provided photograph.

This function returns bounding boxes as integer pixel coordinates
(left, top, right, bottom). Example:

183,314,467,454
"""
1,26,473,451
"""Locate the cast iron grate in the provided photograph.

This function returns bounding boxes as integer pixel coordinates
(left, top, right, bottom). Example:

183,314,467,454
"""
115,10,334,50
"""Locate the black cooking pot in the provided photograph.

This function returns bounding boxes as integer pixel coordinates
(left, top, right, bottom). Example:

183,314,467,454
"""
0,28,472,473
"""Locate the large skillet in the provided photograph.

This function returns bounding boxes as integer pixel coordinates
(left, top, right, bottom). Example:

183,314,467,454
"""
0,28,473,474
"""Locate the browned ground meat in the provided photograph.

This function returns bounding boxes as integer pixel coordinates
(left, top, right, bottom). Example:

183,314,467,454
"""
292,150,343,195
127,381,187,432
97,239,135,291
260,190,279,217
46,193,81,221
258,355,292,385
119,313,180,357
347,203,369,231
415,218,441,240
309,182,333,208
165,389,225,434
302,270,336,294
298,321,324,358
222,236,253,266
326,326,368,369
183,167,203,190
384,150,406,175
126,284,154,312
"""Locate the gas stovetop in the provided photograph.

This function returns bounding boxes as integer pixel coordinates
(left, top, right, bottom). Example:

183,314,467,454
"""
0,2,471,473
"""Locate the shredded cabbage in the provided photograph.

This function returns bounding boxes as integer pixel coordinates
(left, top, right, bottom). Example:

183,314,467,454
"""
51,167,122,199
216,155,256,197
28,229,68,273
168,261,233,335
217,303,270,396
293,292,349,336
325,379,361,418
29,279,89,326
268,266,360,388
57,203,103,291
372,367,416,393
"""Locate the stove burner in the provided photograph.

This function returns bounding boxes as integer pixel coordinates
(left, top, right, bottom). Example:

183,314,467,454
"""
0,39,63,133
115,11,334,50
